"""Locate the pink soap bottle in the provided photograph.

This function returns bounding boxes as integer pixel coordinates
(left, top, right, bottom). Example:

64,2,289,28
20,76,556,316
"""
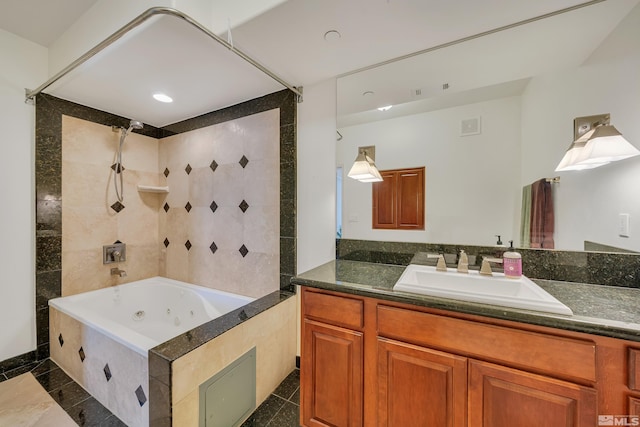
503,240,522,279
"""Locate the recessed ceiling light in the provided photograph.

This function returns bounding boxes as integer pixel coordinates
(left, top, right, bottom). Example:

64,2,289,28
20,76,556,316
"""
362,91,374,97
324,30,341,42
153,93,173,103
377,105,392,111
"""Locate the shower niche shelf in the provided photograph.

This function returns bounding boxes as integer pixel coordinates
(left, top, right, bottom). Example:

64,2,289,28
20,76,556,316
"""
137,185,169,193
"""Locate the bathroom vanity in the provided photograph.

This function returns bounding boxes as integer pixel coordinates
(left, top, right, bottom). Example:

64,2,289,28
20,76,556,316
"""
293,259,640,427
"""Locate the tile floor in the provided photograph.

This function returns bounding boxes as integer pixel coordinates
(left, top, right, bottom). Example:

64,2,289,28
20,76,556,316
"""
1,358,300,427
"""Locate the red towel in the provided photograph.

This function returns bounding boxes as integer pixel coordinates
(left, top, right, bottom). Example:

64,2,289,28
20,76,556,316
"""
530,179,555,249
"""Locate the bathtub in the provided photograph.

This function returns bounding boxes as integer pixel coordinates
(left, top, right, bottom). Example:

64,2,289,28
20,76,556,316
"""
49,277,255,427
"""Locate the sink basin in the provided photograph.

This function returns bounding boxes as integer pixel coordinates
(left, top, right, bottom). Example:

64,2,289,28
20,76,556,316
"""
393,264,573,316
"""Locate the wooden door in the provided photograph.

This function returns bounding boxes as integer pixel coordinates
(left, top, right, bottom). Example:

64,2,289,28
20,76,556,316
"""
302,319,364,427
469,360,597,427
377,338,467,427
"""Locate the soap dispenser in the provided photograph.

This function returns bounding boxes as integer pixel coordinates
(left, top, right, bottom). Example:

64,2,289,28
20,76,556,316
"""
503,241,522,279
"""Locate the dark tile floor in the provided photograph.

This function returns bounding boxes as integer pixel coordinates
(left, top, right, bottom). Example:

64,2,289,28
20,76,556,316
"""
242,369,300,427
1,358,300,427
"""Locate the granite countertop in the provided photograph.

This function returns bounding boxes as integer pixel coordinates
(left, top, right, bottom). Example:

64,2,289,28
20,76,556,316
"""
291,259,640,342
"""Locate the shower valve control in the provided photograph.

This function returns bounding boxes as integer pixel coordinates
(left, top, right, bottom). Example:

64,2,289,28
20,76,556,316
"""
103,242,126,264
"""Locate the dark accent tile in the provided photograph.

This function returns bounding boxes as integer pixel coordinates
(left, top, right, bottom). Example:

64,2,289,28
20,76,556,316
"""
210,241,218,254
163,202,169,212
0,373,7,382
185,240,192,251
79,347,86,363
4,361,39,379
29,359,61,377
210,200,218,213
185,201,192,213
34,366,74,392
49,379,91,410
273,370,299,401
36,197,61,234
36,235,61,272
280,238,296,276
149,351,172,426
280,161,296,201
110,163,125,173
280,136,296,164
268,401,300,426
110,201,125,213
36,270,61,310
0,350,38,374
36,343,50,361
240,244,249,258
280,198,295,238
241,394,286,427
161,90,295,136
239,155,249,168
210,160,218,172
185,164,192,175
68,396,114,426
36,306,49,346
280,274,295,292
163,167,170,177
164,238,170,248
239,199,249,213
58,333,64,347
104,364,112,381
136,385,147,406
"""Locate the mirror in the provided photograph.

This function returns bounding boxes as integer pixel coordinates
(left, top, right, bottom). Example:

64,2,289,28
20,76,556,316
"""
336,0,640,253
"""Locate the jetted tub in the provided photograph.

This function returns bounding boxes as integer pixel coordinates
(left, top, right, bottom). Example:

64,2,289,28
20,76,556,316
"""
49,277,255,427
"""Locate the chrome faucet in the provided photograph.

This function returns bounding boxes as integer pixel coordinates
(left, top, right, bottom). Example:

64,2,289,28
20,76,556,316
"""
111,267,127,278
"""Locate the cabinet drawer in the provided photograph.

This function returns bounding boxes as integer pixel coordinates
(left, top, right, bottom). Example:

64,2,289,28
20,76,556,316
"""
377,305,596,382
303,289,364,329
629,348,640,391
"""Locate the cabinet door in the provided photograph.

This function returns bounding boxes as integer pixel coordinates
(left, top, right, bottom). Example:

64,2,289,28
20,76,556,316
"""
302,319,364,427
397,168,424,229
377,338,467,427
469,360,597,427
372,171,397,229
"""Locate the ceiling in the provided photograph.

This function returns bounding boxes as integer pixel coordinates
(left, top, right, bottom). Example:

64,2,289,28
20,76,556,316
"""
2,0,638,127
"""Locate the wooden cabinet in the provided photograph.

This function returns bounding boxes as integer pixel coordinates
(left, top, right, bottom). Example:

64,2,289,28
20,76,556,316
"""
300,287,633,427
302,320,363,427
377,338,467,427
372,167,424,230
468,360,597,427
301,290,365,427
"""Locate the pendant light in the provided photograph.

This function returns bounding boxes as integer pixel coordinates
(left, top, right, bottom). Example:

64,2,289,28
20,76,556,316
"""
555,114,638,172
347,145,383,182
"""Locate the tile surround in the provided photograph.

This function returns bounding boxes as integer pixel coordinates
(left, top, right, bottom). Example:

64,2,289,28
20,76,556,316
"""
23,90,297,425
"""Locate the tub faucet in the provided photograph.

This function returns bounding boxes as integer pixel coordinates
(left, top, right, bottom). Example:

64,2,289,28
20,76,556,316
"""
111,267,127,278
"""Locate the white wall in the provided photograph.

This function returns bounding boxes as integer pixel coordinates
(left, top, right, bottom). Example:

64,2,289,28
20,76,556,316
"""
297,78,338,274
521,3,640,251
338,97,522,246
0,29,48,361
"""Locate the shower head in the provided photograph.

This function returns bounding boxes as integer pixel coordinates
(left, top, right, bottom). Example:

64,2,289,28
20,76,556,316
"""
128,120,143,131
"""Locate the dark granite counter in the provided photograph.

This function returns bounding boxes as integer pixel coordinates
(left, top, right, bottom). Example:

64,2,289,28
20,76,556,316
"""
292,259,640,342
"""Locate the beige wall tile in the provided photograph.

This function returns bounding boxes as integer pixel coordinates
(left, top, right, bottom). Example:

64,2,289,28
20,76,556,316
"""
242,109,280,162
171,298,296,421
172,389,199,427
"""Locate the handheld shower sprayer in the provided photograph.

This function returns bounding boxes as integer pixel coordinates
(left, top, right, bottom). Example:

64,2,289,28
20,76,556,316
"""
113,119,144,203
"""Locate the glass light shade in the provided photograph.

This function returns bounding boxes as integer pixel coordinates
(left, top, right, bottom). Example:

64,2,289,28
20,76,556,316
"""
347,152,383,182
572,125,640,166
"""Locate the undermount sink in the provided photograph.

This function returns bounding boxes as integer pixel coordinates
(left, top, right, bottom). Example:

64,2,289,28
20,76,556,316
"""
393,264,573,316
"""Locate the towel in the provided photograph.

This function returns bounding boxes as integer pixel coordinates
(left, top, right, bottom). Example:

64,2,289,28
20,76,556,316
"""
520,184,532,248
530,179,555,249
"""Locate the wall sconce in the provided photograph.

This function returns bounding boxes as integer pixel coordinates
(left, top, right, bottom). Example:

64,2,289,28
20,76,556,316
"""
347,145,383,182
555,114,639,172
